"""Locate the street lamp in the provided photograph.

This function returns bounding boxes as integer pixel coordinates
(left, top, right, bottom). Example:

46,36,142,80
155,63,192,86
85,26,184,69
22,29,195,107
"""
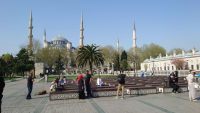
112,63,114,75
133,55,137,77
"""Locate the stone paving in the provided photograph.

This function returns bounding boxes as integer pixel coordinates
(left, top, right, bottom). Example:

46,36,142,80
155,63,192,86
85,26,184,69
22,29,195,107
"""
2,79,200,113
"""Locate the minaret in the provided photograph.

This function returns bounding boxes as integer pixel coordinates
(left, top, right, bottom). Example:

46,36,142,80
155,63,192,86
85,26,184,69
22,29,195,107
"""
79,13,84,47
132,20,137,76
117,39,119,53
43,29,46,42
43,29,48,48
132,21,136,53
28,11,33,55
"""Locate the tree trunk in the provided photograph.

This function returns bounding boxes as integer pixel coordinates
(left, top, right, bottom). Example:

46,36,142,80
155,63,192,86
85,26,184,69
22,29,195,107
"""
89,62,93,74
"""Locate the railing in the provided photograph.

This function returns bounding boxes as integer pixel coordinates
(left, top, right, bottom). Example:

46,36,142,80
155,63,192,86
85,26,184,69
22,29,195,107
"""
153,70,189,77
113,70,190,77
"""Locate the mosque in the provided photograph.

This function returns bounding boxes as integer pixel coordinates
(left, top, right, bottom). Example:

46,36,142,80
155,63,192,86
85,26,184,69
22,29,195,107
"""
27,12,84,53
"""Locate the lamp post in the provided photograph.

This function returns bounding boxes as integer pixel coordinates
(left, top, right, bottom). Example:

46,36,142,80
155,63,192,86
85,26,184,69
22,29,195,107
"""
112,63,114,75
133,54,137,77
152,61,155,76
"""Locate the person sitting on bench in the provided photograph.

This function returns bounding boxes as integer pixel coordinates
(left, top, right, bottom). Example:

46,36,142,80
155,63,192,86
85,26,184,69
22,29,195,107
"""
96,76,103,86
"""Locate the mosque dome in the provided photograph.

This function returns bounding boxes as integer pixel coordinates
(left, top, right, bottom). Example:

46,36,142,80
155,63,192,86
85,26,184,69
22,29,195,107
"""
53,36,68,42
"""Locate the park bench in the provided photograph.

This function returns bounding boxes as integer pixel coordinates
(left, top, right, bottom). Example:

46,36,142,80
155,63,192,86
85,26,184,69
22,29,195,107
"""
126,86,157,95
49,89,78,100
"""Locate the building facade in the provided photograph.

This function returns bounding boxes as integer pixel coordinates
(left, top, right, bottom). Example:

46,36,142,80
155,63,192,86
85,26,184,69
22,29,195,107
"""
141,49,200,72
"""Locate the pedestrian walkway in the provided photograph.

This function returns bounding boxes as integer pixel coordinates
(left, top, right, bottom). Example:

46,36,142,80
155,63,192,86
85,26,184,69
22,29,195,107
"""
2,79,200,113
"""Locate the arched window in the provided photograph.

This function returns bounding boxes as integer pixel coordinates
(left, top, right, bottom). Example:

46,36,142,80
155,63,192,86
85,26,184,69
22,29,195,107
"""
197,64,199,70
191,65,194,70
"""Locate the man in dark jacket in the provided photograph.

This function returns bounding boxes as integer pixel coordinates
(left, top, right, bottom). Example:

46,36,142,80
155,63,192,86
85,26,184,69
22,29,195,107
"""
169,72,179,93
85,70,93,98
116,70,126,99
0,76,5,113
26,73,34,99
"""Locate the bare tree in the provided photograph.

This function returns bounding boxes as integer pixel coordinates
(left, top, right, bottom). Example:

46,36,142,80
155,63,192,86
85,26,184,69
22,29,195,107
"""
171,59,186,70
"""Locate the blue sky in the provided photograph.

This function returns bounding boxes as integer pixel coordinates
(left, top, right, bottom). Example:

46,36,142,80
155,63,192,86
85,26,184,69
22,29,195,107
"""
0,0,200,55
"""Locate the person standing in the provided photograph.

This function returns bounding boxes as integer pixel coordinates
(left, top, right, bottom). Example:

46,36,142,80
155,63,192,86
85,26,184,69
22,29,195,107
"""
116,70,126,99
26,73,34,99
169,72,177,93
0,75,5,113
77,73,85,99
174,71,180,93
186,70,197,101
85,70,93,98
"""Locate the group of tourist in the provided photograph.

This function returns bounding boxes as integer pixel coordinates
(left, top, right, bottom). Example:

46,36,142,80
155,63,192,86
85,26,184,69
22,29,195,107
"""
77,70,127,99
169,70,199,102
24,69,199,102
50,75,67,92
77,70,93,99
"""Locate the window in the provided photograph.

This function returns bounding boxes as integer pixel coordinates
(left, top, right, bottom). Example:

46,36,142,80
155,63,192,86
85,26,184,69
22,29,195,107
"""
167,66,169,70
191,65,194,70
197,64,199,70
172,66,174,70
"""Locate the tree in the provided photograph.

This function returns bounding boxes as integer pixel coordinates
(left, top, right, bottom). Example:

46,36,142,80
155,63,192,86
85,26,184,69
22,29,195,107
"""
32,39,42,55
121,50,127,61
127,47,142,70
120,50,128,71
76,44,104,73
59,48,70,68
35,47,58,68
113,52,120,71
168,48,183,55
0,57,6,77
14,48,34,77
55,54,64,74
171,58,186,70
1,53,14,78
140,43,166,62
120,60,128,71
100,45,116,64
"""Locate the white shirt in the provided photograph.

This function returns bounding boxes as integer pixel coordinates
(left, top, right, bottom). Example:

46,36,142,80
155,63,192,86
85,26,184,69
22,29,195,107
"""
97,78,103,86
186,74,194,85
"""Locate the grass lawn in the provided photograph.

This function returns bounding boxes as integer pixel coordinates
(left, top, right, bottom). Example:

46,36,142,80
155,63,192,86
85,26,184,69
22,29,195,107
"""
4,76,22,82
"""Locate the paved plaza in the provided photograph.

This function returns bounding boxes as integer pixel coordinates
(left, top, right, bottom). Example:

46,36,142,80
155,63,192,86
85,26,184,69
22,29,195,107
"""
2,79,200,113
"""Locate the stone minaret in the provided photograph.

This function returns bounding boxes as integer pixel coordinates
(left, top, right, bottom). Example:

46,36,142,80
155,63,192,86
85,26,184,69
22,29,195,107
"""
28,11,33,54
132,21,136,53
79,13,84,47
117,39,119,53
43,29,48,48
43,29,46,42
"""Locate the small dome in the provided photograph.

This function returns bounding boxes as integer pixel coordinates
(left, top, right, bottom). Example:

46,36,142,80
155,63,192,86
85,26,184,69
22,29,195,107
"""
53,36,67,41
